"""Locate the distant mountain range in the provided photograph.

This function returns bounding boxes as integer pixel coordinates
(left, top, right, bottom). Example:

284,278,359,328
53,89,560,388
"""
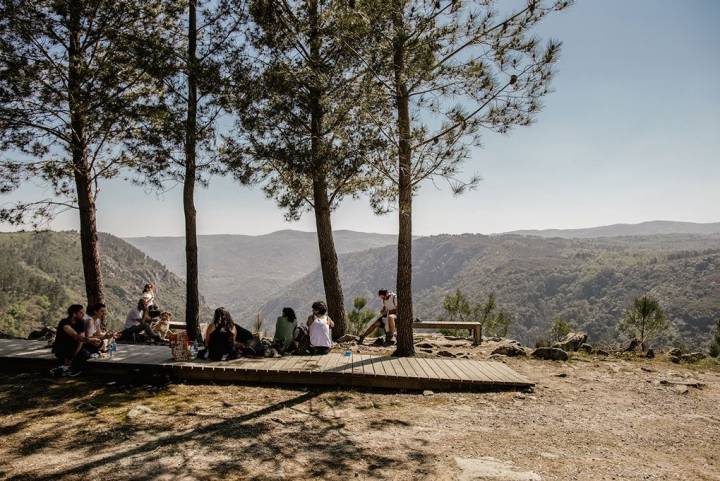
121,220,720,347
125,230,396,319
507,220,720,239
259,233,720,346
0,231,204,337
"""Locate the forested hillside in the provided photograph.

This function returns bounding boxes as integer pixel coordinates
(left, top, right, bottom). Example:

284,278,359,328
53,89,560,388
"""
126,230,397,317
0,231,205,337
260,233,720,346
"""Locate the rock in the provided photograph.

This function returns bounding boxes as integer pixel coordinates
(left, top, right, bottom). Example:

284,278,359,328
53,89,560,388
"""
624,338,642,352
437,350,456,358
491,343,528,357
670,356,681,364
552,332,588,352
673,385,689,395
337,334,359,343
640,366,656,373
419,348,434,354
423,390,434,396
594,349,609,356
28,326,56,341
680,352,707,363
531,347,569,361
645,348,655,359
668,348,682,357
553,372,568,378
659,379,705,388
415,342,435,349
126,405,154,419
488,337,503,342
579,343,593,354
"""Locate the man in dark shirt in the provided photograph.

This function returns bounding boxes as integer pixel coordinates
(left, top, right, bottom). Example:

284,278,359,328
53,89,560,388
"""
52,304,100,376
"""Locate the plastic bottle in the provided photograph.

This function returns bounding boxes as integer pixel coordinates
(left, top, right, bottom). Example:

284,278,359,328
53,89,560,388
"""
109,339,117,358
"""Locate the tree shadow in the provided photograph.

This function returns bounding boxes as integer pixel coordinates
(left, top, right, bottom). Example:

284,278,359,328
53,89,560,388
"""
6,385,439,481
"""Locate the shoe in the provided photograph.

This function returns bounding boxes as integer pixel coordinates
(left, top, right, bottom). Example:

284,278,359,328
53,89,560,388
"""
50,366,68,377
384,334,397,346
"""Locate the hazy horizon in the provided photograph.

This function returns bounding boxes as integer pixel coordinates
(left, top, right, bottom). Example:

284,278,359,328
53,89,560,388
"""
2,0,719,238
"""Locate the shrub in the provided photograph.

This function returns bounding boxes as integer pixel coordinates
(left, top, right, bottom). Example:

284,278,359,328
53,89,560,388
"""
347,297,377,337
550,318,573,341
617,296,668,349
710,319,720,358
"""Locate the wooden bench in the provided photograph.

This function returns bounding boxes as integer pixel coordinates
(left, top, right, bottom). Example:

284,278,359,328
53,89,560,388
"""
412,321,482,345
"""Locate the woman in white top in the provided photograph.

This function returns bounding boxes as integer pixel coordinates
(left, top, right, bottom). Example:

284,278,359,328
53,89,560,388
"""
306,301,334,355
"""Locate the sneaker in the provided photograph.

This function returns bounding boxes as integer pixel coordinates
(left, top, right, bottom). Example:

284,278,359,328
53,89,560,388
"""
384,334,397,346
50,366,68,377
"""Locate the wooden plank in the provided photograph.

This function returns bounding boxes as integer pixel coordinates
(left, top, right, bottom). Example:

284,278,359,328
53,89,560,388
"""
379,356,400,378
370,356,388,377
452,359,490,382
398,357,420,378
480,361,516,384
409,357,434,379
0,340,533,391
416,357,443,379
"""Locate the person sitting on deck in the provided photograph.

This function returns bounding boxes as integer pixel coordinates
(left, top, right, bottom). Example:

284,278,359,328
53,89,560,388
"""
142,282,158,310
307,301,334,355
273,307,298,355
121,298,160,342
358,289,397,346
84,303,119,354
204,307,237,361
51,304,100,376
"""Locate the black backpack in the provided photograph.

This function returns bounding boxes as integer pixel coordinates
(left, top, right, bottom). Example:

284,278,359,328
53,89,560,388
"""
208,329,235,361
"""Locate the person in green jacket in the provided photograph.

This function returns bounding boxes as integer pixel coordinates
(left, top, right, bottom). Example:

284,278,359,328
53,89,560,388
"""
273,307,298,354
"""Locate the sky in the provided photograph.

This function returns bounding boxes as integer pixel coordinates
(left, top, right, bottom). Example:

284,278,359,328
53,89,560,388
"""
2,0,719,238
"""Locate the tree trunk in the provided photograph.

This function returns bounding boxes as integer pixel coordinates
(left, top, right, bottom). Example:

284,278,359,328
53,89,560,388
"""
392,7,414,356
184,0,201,342
308,0,347,338
69,0,104,306
312,176,347,339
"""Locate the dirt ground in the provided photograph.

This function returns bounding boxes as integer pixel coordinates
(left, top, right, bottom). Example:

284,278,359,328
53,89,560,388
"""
1,336,719,481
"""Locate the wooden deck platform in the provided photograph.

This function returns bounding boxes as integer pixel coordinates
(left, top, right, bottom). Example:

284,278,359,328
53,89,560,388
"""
0,339,533,391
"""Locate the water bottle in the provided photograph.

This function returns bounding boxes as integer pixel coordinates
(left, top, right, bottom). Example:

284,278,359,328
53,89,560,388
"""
109,339,117,359
190,340,198,359
343,350,351,360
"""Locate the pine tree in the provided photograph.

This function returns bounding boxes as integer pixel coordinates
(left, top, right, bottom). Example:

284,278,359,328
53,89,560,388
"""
126,0,245,341
0,0,167,305
350,0,572,355
221,0,388,338
618,296,669,350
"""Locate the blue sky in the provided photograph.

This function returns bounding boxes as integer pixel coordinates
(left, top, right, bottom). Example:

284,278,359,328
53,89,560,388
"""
3,0,719,237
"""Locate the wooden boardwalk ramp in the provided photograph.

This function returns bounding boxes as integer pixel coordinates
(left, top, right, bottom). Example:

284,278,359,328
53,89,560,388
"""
0,339,533,391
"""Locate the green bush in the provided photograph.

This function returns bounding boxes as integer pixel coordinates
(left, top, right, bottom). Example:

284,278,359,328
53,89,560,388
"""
347,297,377,337
710,319,720,358
550,318,573,341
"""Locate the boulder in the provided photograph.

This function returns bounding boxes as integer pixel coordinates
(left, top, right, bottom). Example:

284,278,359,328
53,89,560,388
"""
624,338,642,352
337,334,359,343
668,348,682,357
531,347,569,361
680,352,707,363
579,343,593,354
415,342,435,349
552,332,588,352
670,356,681,364
491,343,527,357
645,348,655,359
594,349,609,356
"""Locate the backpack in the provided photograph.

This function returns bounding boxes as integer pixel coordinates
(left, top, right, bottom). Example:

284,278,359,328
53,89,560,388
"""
208,329,235,361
